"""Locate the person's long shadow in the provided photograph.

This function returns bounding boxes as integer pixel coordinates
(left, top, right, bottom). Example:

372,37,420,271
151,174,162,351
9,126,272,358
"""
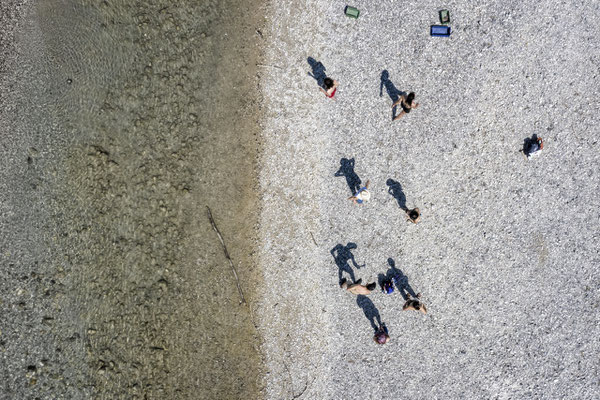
307,57,327,88
334,157,362,195
331,242,364,284
386,178,407,211
378,257,417,300
357,295,382,332
380,70,406,119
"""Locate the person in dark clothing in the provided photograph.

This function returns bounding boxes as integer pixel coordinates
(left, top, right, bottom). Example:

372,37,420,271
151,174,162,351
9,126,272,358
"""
373,323,390,344
522,135,544,159
392,92,419,120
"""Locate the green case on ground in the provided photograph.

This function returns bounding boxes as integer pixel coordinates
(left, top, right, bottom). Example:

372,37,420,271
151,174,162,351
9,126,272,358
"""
439,9,450,24
345,6,360,19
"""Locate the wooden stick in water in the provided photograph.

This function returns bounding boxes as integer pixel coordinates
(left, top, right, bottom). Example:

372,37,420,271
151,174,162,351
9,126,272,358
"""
257,63,283,69
206,206,246,305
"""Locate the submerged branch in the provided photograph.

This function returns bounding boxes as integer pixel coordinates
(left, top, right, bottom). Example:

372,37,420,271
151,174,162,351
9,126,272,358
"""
206,206,246,305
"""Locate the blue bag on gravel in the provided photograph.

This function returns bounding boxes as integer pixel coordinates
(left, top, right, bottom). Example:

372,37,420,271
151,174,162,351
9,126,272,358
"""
431,25,451,37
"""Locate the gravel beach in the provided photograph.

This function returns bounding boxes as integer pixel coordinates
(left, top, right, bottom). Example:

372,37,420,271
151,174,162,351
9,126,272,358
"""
258,0,599,398
2,0,599,398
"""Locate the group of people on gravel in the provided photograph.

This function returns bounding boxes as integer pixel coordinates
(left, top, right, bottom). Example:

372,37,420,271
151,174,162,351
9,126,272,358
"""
321,67,543,344
322,72,429,344
321,73,544,159
339,276,426,344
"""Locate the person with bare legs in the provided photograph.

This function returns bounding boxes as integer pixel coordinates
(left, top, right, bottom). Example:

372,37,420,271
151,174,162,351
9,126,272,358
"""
349,180,371,205
392,92,419,120
340,277,377,295
406,207,421,223
402,293,427,314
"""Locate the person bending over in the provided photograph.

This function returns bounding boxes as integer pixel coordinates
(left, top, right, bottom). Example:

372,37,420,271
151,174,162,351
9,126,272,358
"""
349,180,371,205
402,293,427,314
523,136,543,159
392,92,419,120
320,77,339,99
406,207,421,223
340,278,377,295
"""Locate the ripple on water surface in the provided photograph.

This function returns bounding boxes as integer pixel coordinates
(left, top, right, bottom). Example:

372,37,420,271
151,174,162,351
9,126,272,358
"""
31,0,265,398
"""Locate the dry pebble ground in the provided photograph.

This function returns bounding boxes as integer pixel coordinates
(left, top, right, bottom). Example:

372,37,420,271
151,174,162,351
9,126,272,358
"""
258,0,599,399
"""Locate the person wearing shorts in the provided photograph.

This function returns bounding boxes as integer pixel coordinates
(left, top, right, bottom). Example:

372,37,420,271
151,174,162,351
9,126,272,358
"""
349,180,371,204
402,293,427,314
340,278,377,294
392,92,419,120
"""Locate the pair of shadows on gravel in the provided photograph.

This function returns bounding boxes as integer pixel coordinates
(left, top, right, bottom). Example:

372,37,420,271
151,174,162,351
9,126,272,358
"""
307,57,327,88
334,157,362,195
380,70,407,120
331,242,365,284
378,257,417,301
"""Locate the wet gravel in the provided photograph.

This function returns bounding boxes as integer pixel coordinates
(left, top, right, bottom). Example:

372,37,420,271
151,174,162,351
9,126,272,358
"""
1,0,266,398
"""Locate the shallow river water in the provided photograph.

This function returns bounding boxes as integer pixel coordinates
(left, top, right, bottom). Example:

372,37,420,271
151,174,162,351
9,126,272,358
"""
2,0,266,398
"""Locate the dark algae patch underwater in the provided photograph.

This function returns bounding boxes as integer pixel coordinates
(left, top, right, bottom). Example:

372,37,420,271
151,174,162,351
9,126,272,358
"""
4,0,267,398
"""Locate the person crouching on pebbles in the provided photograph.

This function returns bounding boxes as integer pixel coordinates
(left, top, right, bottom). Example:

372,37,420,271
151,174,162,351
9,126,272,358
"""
349,180,371,205
406,207,420,223
522,135,544,159
382,278,394,294
320,77,339,99
392,92,419,121
403,293,427,314
340,278,377,294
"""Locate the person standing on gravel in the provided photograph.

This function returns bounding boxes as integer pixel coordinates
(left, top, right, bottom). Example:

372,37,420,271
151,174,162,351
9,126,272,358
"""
392,92,419,120
320,77,339,99
349,180,371,204
402,293,427,314
373,323,390,344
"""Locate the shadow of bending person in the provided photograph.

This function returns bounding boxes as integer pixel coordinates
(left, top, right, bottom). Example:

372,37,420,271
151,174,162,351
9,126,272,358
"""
334,157,362,195
307,57,327,88
357,295,382,332
378,257,417,300
386,178,407,211
331,242,364,284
